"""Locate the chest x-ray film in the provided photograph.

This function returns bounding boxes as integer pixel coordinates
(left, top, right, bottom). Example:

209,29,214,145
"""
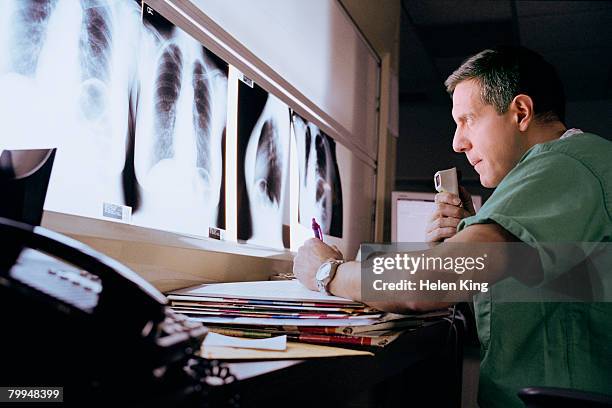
0,1,227,237
0,0,142,221
135,3,227,235
291,112,343,238
236,80,291,249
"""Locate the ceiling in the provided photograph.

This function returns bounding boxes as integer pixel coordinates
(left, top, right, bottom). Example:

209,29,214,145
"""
399,0,612,105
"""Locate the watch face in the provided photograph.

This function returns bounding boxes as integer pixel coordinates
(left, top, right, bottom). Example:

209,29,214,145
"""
316,262,332,280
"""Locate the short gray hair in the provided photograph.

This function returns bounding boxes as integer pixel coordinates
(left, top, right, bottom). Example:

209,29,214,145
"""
445,46,565,123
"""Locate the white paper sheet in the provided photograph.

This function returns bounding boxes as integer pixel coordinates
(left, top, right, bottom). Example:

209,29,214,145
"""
169,280,362,305
203,332,287,351
186,316,381,327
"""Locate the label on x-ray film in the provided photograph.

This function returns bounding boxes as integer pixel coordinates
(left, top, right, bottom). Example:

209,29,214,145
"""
208,227,225,240
102,202,132,223
239,73,254,88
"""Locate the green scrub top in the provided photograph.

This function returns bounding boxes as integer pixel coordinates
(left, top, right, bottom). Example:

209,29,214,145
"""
458,132,612,408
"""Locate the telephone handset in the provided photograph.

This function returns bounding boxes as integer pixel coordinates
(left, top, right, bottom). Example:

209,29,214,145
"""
1,216,166,308
434,167,459,196
0,217,208,393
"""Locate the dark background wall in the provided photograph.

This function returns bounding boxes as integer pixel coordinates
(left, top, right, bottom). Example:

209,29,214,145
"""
396,1,612,201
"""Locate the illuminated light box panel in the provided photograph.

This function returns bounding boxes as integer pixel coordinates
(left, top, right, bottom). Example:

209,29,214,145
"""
0,0,228,239
229,71,347,252
0,0,359,258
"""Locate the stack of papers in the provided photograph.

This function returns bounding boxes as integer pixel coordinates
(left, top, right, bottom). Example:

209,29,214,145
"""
168,280,449,348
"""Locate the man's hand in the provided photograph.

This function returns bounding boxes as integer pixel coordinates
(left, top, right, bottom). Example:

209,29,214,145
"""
293,239,343,291
426,186,476,242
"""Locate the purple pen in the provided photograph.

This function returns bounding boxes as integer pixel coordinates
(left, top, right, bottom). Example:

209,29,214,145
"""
311,218,323,240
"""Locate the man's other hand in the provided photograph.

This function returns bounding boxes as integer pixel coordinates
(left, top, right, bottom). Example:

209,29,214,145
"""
426,186,476,242
293,238,343,291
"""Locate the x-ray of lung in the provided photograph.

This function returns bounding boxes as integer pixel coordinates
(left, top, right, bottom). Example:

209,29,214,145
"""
0,0,142,218
237,81,290,249
291,112,343,238
0,1,227,238
134,4,227,235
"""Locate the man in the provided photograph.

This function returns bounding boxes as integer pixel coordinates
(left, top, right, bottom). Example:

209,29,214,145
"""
293,46,612,407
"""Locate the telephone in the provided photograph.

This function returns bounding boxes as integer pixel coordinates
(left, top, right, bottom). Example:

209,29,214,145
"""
434,167,459,196
0,217,211,405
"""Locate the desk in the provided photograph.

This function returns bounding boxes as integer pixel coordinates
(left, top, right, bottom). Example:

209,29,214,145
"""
0,246,463,407
209,319,464,408
1,300,462,408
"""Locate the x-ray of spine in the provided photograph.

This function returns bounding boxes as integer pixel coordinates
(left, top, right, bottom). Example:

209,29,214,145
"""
237,82,290,249
291,112,343,238
134,6,227,236
0,0,141,218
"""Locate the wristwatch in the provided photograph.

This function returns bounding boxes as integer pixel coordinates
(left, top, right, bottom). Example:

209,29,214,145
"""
315,259,345,295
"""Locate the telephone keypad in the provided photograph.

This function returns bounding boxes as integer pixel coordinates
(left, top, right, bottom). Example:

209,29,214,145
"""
158,308,208,352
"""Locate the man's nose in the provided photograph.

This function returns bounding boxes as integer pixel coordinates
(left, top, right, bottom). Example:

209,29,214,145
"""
452,129,470,153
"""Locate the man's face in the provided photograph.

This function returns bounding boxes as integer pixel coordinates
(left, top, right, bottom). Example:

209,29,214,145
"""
451,80,524,188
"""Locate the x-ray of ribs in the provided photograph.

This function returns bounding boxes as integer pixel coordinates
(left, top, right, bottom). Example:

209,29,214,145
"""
243,94,290,248
153,43,182,162
77,0,125,125
254,120,283,205
1,0,143,216
1,0,139,150
132,20,227,235
79,0,113,81
152,44,214,176
7,0,134,107
143,27,225,190
192,58,214,178
292,113,337,235
4,0,59,76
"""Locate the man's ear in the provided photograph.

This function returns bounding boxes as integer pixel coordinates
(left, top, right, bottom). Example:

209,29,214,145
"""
511,94,534,131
